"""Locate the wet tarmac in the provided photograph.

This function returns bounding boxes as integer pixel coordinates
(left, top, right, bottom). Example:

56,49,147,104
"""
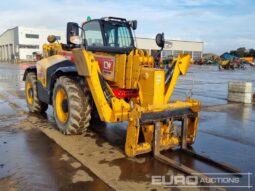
0,63,254,191
0,127,113,191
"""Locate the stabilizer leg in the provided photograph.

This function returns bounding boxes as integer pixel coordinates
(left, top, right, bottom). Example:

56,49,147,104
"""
125,116,151,157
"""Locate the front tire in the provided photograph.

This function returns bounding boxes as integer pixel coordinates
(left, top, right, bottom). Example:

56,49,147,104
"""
53,76,91,135
25,72,48,113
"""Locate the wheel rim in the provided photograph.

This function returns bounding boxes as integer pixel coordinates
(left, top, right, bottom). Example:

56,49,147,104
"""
55,88,69,124
26,81,33,104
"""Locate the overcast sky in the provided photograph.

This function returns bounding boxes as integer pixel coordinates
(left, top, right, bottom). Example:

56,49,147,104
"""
0,0,254,54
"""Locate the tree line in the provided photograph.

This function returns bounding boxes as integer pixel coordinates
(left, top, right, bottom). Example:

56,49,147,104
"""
223,47,255,58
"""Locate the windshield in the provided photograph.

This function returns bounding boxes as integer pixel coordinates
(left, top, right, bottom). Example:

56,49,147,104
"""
82,21,104,47
82,20,135,51
103,21,134,48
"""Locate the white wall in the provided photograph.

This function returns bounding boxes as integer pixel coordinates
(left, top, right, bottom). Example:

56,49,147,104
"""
136,37,204,59
18,26,66,60
0,26,66,61
0,27,18,61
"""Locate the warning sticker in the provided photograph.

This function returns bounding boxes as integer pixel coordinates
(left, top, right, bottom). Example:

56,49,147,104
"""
94,55,116,81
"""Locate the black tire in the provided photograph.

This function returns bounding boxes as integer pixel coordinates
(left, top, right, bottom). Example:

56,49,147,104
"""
25,72,48,113
91,101,101,120
53,76,91,135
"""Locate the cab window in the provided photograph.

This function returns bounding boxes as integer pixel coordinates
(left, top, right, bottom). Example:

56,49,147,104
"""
104,21,134,48
82,21,104,46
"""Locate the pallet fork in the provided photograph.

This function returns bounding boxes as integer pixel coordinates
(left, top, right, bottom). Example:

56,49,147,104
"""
153,116,241,180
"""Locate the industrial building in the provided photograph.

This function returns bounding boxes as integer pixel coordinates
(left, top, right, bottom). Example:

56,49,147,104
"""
0,26,203,62
0,26,66,61
136,37,203,60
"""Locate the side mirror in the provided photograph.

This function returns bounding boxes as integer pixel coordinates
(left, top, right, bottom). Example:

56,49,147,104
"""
155,33,165,49
67,22,79,45
47,35,56,43
69,36,82,45
129,20,137,30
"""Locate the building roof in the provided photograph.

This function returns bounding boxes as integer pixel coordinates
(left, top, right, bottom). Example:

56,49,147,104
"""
0,26,18,38
0,26,65,38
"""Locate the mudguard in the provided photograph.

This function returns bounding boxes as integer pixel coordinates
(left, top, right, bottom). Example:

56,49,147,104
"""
23,66,37,81
48,66,78,91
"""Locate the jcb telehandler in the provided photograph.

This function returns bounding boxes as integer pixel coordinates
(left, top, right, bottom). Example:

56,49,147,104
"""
23,17,239,177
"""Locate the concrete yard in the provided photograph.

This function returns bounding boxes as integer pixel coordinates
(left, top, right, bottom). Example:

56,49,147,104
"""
0,63,254,191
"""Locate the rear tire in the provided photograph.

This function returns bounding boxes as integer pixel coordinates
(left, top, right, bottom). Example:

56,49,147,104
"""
53,76,91,135
25,72,48,113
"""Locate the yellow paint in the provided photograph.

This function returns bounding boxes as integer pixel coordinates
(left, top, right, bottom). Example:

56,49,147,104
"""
115,54,126,88
125,50,154,89
164,54,191,103
125,51,134,88
72,49,130,122
125,98,200,157
43,43,63,57
71,48,200,157
38,39,200,157
26,80,33,104
139,67,165,106
220,60,230,66
37,55,67,87
55,88,69,124
241,57,253,62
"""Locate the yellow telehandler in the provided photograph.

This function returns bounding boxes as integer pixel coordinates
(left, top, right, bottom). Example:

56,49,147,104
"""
23,17,239,178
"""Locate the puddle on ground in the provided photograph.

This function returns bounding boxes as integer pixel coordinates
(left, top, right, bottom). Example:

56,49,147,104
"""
0,127,113,191
0,102,16,116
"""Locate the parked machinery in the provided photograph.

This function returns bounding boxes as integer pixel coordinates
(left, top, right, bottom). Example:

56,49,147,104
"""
219,53,246,70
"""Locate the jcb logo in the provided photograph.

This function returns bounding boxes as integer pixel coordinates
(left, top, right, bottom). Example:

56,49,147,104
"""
103,61,112,70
